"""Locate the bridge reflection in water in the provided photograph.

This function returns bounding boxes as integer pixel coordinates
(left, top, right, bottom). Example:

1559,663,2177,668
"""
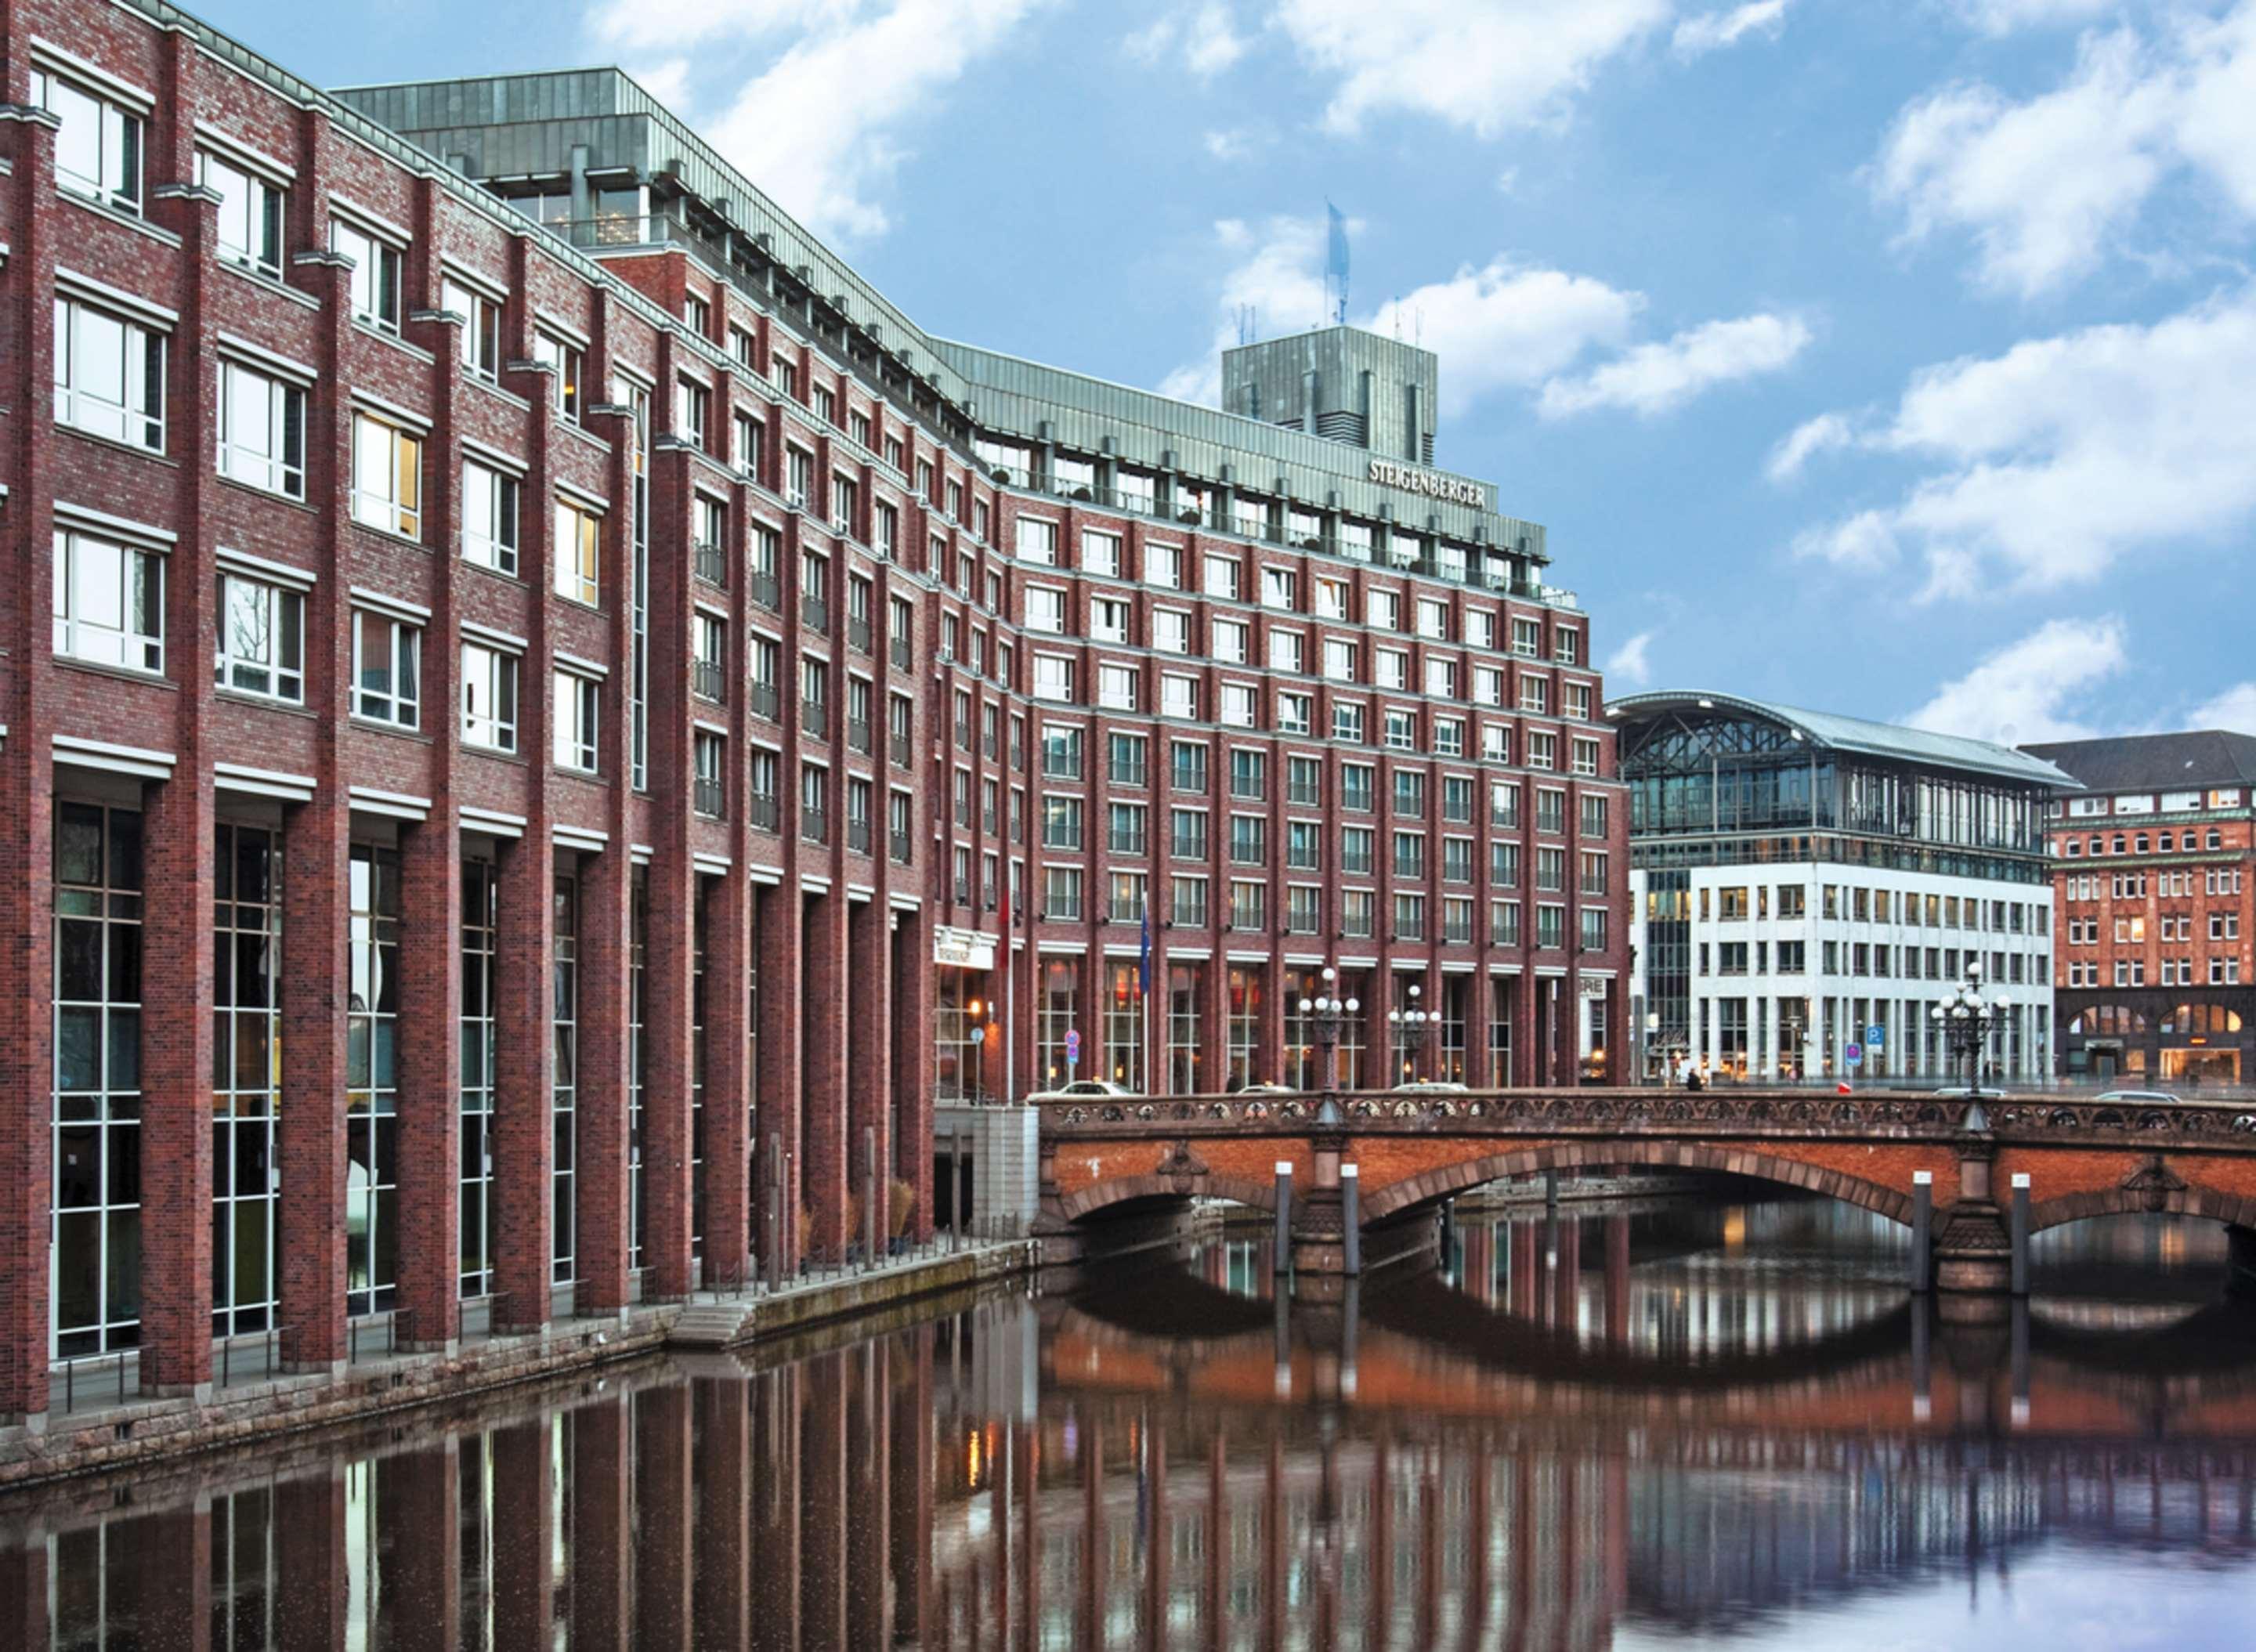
5,1202,2256,1649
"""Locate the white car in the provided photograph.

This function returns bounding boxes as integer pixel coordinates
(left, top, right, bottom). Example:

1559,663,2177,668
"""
1390,1079,1470,1094
2093,1089,2182,1106
1029,1079,1135,1102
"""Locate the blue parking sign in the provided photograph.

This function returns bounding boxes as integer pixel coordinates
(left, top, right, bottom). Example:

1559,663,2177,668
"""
1866,1024,1885,1048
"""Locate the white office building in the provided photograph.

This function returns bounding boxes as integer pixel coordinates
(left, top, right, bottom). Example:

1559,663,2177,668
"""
1614,693,2072,1083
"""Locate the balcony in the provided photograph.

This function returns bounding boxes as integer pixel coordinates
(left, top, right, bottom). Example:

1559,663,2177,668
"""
692,776,725,820
954,721,971,750
692,660,726,704
847,716,873,754
847,817,871,855
982,729,998,761
693,540,728,588
848,613,873,655
801,594,828,633
801,809,828,845
889,731,913,769
1111,761,1147,790
801,699,826,739
748,792,780,833
1288,779,1320,807
749,569,781,613
890,634,912,671
891,830,913,864
747,681,780,722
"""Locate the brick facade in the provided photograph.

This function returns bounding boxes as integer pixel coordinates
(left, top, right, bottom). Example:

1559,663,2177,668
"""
0,0,1627,1422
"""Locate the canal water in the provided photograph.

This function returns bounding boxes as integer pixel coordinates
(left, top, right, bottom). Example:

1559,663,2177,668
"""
8,1191,2256,1648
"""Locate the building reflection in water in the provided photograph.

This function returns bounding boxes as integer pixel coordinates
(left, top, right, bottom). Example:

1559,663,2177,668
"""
5,1202,2256,1649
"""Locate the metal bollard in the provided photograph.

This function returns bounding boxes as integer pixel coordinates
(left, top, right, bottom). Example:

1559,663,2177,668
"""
1273,1161,1295,1277
1341,1163,1362,1277
1910,1171,1932,1292
2011,1172,2030,1296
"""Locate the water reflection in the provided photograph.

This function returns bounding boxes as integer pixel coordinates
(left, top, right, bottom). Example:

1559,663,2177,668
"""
7,1198,2256,1649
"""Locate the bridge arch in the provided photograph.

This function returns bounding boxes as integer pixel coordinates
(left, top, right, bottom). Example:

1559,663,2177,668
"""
2027,1182,2253,1236
1358,1140,1915,1227
1058,1173,1278,1224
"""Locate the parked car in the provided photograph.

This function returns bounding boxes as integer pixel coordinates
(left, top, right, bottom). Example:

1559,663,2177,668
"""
1390,1079,1470,1094
2093,1089,2183,1105
1930,1085,2008,1099
1232,1080,1296,1095
1028,1079,1134,1102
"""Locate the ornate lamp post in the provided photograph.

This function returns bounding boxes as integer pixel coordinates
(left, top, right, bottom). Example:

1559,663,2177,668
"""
1387,982,1435,1083
1929,959,2012,1095
1296,967,1361,1093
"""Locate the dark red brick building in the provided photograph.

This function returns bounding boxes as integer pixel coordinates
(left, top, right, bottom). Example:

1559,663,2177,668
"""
0,0,1628,1422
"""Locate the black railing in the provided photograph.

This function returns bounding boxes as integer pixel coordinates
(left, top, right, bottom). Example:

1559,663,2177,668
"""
801,699,826,738
692,660,726,703
801,809,828,844
847,818,871,855
848,717,872,754
693,776,725,819
749,793,780,833
693,540,728,587
750,569,780,612
890,732,913,769
801,594,828,632
748,681,780,721
848,614,873,654
891,830,913,864
891,634,912,670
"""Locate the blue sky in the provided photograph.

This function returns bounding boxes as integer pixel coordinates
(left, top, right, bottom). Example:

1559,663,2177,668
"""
204,0,2256,746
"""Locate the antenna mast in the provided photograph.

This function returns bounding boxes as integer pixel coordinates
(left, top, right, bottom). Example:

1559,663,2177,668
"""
1325,201,1350,327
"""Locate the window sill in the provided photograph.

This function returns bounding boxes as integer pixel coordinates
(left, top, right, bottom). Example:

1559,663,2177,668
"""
215,687,315,718
56,424,177,468
53,655,173,690
349,518,429,554
462,743,526,765
57,186,180,248
215,256,320,311
459,369,533,414
349,716,430,743
461,558,526,589
216,473,316,514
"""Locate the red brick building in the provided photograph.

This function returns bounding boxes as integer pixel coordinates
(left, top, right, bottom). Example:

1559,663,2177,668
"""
0,0,1628,1421
2025,732,2256,1085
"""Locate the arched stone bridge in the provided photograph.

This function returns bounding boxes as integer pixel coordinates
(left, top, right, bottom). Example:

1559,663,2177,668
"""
1033,1086,2256,1289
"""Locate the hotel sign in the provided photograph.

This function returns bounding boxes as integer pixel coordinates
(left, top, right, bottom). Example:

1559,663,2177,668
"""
932,925,996,971
1368,459,1485,510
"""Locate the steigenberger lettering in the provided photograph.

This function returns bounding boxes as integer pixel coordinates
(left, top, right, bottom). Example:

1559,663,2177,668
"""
1367,458,1486,510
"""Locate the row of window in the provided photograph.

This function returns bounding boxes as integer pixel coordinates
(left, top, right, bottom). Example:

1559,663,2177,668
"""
2063,869,2245,901
2059,826,2234,857
2066,913,2242,945
2068,959,2247,988
1700,939,2037,983
1014,519,1582,661
1694,881,2046,934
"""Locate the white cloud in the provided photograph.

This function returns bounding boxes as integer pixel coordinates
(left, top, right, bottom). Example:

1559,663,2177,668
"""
1871,5,2256,297
584,0,1056,241
1905,618,2126,746
1537,312,1812,418
1672,0,1792,60
1372,263,1643,416
1126,4,1249,78
1950,0,2116,35
1270,0,1670,136
1766,410,1852,483
626,57,694,110
1790,288,2256,594
1202,127,1265,162
2188,681,2256,736
1605,628,1658,687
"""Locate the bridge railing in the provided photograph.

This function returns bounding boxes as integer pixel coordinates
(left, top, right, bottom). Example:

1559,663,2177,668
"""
1033,1086,2256,1144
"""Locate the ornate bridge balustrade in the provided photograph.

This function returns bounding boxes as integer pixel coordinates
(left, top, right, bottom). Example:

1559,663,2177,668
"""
1032,1087,2256,1292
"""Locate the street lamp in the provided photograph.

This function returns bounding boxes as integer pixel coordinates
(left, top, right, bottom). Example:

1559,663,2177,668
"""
1296,966,1361,1093
1387,982,1436,1083
1929,959,2013,1096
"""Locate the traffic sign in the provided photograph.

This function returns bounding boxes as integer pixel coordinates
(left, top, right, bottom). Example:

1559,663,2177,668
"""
1065,1029,1081,1062
1845,1043,1864,1067
1866,1024,1885,1048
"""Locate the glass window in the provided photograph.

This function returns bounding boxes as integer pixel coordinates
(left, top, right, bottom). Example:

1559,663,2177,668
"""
461,642,519,752
200,151,285,277
217,361,306,498
52,527,162,673
214,570,303,702
350,412,422,538
441,277,501,379
34,70,142,214
352,609,420,728
52,295,164,450
552,671,599,772
553,498,601,606
331,218,401,333
533,333,584,421
462,461,520,576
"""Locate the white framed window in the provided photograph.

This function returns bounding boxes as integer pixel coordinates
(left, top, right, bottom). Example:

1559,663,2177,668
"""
1162,674,1198,720
1032,654,1074,703
1016,516,1058,565
533,332,584,421
1434,718,1465,757
1473,666,1503,707
1220,683,1256,728
1384,709,1417,750
462,461,520,576
1268,630,1304,674
1146,543,1181,590
198,151,284,278
1213,618,1248,664
1376,649,1408,690
552,670,600,772
352,609,421,728
217,360,306,498
1154,609,1191,654
1278,690,1312,735
1314,577,1347,620
1203,555,1241,601
1416,598,1449,640
215,570,304,703
350,411,422,538
1091,597,1130,644
1425,657,1458,698
1520,675,1549,714
441,277,501,380
1571,737,1600,776
1082,530,1120,575
1368,588,1399,630
32,70,143,215
675,376,710,449
1026,587,1065,634
1097,662,1139,710
1324,638,1358,682
52,526,162,674
331,217,401,333
553,497,601,607
52,295,164,451
1528,732,1557,770
1261,566,1296,609
1465,609,1495,649
1333,701,1365,743
461,642,519,753
1565,682,1593,720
